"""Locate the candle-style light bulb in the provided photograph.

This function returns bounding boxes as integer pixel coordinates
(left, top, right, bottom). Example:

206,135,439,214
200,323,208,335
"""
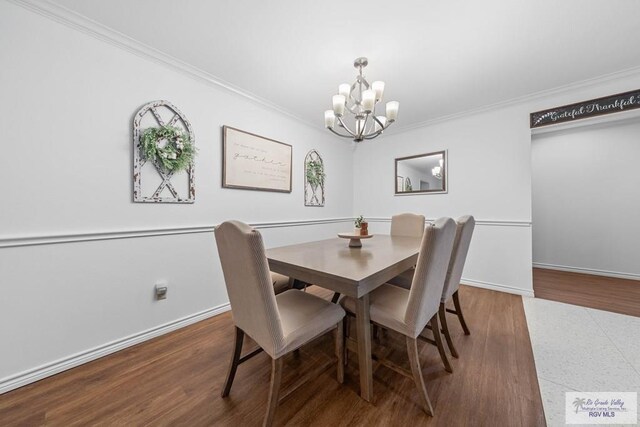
332,95,346,117
362,90,375,113
324,110,336,129
386,101,399,122
338,84,351,99
372,81,385,101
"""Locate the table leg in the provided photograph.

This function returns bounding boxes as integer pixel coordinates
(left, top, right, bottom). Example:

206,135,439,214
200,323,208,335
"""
355,293,373,401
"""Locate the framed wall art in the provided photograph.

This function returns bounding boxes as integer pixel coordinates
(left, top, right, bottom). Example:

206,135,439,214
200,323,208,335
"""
304,149,325,206
222,126,292,193
133,100,196,203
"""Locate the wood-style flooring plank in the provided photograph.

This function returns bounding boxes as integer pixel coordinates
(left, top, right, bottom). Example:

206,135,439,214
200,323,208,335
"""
533,268,640,317
0,286,545,426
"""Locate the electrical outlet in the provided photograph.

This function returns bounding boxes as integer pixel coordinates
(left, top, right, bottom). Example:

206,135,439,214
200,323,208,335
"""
155,284,168,300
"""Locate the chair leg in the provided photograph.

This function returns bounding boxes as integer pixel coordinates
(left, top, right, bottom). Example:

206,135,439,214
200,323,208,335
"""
344,315,350,366
264,357,284,427
438,303,459,359
335,320,344,383
331,292,341,303
221,327,244,397
406,336,434,416
431,315,453,373
452,290,470,335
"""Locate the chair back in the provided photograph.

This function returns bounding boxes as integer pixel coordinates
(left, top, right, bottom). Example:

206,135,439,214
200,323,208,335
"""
442,216,476,301
390,213,426,238
214,220,284,357
404,217,456,337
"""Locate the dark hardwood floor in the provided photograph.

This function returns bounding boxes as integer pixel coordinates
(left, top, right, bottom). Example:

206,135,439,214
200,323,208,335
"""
533,268,640,317
0,285,545,426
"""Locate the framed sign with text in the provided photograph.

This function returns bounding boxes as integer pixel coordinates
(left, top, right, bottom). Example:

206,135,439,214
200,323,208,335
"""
530,89,640,128
222,126,293,193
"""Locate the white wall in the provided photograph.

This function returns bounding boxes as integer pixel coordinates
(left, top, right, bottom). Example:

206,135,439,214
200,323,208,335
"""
4,0,640,394
353,73,640,296
0,2,353,392
532,117,640,278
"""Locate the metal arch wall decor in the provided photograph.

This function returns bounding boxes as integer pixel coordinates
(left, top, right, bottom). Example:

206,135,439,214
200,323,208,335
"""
304,149,325,207
133,100,195,203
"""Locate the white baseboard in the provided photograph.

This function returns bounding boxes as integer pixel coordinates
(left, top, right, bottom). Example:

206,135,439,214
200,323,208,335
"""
532,263,640,281
461,277,535,297
0,303,230,395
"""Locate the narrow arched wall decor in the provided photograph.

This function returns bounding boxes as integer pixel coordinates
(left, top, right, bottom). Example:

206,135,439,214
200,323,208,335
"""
304,149,325,207
133,100,195,203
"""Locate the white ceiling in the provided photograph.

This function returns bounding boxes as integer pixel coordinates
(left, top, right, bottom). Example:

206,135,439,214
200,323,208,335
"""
52,0,640,130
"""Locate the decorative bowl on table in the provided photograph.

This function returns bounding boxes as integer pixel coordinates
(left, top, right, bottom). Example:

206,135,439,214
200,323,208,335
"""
337,233,374,248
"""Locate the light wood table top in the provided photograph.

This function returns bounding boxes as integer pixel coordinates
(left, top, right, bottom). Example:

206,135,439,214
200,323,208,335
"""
266,235,422,298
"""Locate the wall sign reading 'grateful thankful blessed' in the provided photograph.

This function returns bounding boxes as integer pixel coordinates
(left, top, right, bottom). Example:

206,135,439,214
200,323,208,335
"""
530,89,640,128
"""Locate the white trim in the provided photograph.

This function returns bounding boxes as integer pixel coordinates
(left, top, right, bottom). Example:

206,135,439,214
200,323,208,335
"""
10,0,640,136
7,0,321,132
533,262,640,281
461,278,535,298
0,303,231,394
0,218,354,248
366,217,532,228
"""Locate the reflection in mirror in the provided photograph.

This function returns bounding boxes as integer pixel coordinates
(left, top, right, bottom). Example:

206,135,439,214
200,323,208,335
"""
395,150,447,194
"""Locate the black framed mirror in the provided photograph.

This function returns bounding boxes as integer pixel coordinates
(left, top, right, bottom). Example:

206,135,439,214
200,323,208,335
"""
395,150,447,194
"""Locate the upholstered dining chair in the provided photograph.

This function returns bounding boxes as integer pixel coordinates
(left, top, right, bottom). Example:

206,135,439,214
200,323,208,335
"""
390,213,426,238
215,221,345,427
388,216,476,359
270,272,292,295
340,217,456,416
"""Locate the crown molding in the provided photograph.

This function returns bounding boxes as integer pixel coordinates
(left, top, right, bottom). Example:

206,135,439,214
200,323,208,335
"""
8,0,323,133
11,0,640,138
387,65,640,136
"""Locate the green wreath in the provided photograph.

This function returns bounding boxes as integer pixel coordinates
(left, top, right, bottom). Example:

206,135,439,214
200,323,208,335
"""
140,125,196,172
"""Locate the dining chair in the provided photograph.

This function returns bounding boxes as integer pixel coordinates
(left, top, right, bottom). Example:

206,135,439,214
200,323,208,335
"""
215,220,345,427
340,217,456,415
270,272,292,295
390,213,426,238
388,216,476,359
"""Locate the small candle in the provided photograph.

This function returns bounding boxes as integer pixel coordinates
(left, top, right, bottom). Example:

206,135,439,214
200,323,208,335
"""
324,110,336,128
372,81,385,100
339,84,351,99
333,95,346,116
386,101,399,122
362,90,375,112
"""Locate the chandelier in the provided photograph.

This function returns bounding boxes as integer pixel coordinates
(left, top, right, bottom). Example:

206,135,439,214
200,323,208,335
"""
324,57,399,142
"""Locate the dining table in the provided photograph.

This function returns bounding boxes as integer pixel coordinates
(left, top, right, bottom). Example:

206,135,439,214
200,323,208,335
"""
266,234,422,402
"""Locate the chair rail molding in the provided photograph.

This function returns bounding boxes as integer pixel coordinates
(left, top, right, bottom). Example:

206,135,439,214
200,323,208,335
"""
366,217,532,227
0,218,355,248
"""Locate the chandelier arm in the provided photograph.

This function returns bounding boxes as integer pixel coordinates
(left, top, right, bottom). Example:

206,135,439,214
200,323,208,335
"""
358,115,370,139
363,131,383,140
328,127,355,138
337,116,357,137
372,115,385,129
